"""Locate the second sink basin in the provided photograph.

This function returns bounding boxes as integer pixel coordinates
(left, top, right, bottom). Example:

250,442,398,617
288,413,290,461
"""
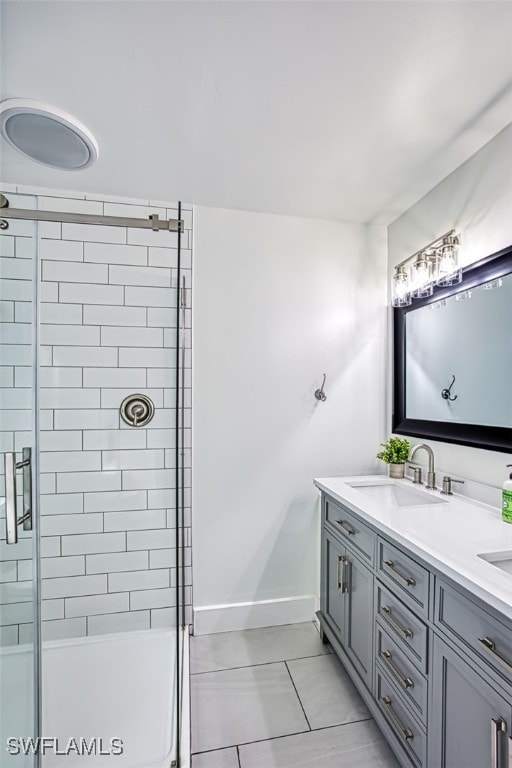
478,551,512,576
348,481,447,510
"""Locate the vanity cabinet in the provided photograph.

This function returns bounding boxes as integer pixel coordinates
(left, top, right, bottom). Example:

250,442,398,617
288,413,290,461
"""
322,521,374,691
430,635,512,768
322,530,346,641
318,490,512,768
344,547,374,690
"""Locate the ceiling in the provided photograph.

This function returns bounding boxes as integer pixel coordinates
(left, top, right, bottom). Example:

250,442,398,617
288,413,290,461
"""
1,1,511,224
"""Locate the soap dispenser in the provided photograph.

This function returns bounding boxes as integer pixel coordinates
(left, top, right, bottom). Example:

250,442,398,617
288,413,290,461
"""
503,465,512,523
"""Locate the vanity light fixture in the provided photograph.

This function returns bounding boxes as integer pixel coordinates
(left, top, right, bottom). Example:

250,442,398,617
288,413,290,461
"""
392,265,411,307
391,229,461,307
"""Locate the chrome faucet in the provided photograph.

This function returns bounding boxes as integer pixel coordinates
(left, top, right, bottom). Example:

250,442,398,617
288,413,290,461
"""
409,443,436,490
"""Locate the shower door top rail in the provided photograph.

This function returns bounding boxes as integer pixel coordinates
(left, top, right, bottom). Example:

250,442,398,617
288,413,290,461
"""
0,193,184,232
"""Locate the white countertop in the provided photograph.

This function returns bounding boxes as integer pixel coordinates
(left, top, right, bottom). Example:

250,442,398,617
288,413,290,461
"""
314,474,512,622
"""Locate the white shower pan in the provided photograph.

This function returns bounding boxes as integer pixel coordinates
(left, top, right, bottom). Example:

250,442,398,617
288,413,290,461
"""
42,629,181,768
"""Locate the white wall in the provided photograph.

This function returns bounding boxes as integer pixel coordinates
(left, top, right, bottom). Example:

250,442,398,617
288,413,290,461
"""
192,206,387,633
388,123,512,487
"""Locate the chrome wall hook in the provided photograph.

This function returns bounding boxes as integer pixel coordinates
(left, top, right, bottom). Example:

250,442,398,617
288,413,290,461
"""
314,374,327,402
441,374,458,402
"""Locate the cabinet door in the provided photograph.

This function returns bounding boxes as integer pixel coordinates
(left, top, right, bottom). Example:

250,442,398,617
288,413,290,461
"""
322,531,347,642
430,635,512,768
345,552,374,691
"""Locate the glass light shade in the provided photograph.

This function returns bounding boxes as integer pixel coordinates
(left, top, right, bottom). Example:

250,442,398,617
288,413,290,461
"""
411,252,433,297
435,236,460,286
437,268,462,287
392,266,411,307
414,281,434,298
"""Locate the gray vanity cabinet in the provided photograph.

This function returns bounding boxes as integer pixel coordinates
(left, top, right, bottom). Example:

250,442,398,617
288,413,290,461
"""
430,634,512,768
344,550,374,691
321,526,374,691
318,489,512,768
322,529,347,641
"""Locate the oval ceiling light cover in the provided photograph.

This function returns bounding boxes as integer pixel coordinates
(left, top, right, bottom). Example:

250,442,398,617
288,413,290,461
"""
0,99,98,170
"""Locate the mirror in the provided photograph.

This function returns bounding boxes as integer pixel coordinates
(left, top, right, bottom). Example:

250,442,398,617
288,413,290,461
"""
393,243,512,453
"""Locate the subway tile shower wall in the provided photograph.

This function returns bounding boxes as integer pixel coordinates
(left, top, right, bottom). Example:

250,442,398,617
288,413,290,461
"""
0,188,193,644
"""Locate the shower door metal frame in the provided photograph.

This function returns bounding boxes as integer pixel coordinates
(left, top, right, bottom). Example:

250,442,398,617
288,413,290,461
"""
1,191,188,767
0,194,184,232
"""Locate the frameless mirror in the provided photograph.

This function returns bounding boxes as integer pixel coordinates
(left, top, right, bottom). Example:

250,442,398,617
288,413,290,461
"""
393,243,512,452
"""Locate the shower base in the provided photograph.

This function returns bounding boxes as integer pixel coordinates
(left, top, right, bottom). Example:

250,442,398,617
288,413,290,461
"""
42,628,183,768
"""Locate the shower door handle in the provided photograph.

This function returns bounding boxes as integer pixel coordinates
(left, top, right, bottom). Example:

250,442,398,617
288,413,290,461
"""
3,448,32,545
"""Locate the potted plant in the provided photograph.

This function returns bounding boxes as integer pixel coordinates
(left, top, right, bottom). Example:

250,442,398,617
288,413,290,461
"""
376,436,410,479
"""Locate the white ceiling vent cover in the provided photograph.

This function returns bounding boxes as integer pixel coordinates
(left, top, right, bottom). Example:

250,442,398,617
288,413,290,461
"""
0,99,98,170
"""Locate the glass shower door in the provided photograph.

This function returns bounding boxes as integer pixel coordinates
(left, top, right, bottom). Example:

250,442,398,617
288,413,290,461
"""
0,193,40,767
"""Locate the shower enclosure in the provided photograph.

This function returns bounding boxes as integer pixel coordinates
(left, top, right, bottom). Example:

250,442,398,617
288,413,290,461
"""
0,189,190,767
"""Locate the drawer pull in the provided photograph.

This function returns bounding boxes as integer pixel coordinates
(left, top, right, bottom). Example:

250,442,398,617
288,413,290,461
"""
383,559,416,588
380,606,414,639
479,637,512,675
491,717,507,768
335,519,355,536
380,696,414,741
381,650,414,689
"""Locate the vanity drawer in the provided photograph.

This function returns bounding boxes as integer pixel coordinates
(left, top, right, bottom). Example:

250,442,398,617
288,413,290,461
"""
376,583,428,673
376,625,428,724
324,497,375,565
435,579,512,689
376,669,426,767
377,538,429,618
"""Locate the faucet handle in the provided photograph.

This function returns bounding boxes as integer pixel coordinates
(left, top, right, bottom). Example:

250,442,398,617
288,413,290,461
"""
441,475,465,495
408,465,423,485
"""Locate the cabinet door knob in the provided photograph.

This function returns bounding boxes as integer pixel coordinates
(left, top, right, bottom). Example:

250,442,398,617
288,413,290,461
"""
491,717,507,768
478,637,512,675
380,650,414,689
382,559,416,588
335,519,355,537
380,696,414,741
380,606,414,639
337,555,350,594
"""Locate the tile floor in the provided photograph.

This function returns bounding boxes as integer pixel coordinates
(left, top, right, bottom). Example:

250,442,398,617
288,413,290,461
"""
190,621,400,768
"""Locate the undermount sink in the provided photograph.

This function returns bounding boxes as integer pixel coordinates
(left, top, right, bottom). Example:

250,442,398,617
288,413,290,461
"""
477,551,512,576
348,481,447,510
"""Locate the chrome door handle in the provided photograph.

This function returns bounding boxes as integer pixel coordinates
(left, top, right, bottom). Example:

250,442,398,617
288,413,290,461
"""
491,717,507,768
335,519,355,537
380,606,414,639
382,559,416,588
337,555,350,594
4,452,17,544
3,448,32,545
380,696,413,741
508,735,512,768
342,556,350,594
479,637,512,675
380,650,414,689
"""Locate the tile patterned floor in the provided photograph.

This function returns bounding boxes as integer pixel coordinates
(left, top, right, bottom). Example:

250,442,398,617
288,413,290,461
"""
191,622,400,768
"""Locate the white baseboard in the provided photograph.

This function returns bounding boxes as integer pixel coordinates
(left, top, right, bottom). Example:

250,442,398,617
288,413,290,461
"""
313,596,321,631
193,595,317,636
